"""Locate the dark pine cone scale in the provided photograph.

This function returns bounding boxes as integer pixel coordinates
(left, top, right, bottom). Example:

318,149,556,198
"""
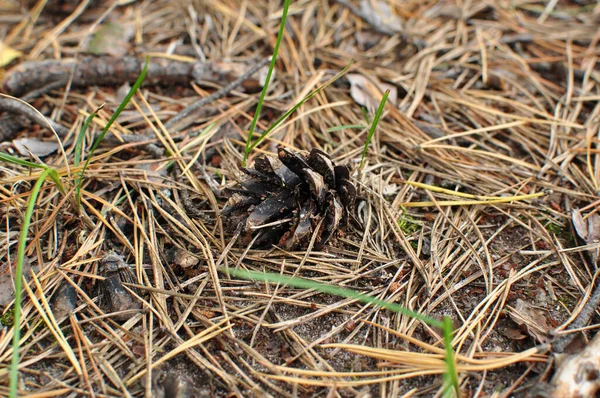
221,146,356,249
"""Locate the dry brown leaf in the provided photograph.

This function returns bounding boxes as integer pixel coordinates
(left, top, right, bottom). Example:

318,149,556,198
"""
550,332,600,398
13,137,60,157
115,82,132,104
499,326,528,341
359,0,403,35
508,299,552,344
87,22,135,57
572,209,588,241
346,73,397,112
355,31,383,49
0,258,31,308
173,248,200,268
588,215,600,243
572,209,600,265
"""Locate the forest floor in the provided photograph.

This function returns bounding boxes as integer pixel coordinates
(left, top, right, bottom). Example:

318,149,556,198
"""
1,0,600,397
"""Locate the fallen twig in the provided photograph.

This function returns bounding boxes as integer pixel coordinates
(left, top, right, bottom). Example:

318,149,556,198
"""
2,56,268,158
2,56,206,97
0,115,26,143
114,58,268,157
0,96,70,138
161,57,269,133
552,275,600,354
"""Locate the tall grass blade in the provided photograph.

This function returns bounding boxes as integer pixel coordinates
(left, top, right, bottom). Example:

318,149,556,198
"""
74,105,104,167
0,152,46,169
247,63,352,153
223,267,459,395
243,0,291,166
360,89,389,169
361,106,370,125
76,57,149,204
9,168,52,398
443,317,460,397
47,169,65,195
0,152,64,194
221,267,444,329
326,124,366,132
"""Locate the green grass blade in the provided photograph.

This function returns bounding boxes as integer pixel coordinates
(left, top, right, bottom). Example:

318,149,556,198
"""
326,124,366,132
221,267,444,329
242,0,291,166
443,317,460,397
360,89,389,169
9,168,52,398
223,267,460,395
74,105,103,167
0,152,46,169
76,57,149,204
0,152,64,194
47,169,65,195
247,62,353,153
361,106,370,125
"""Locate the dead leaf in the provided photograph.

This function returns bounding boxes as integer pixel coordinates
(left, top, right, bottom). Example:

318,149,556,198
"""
550,331,600,397
346,73,397,112
115,82,132,104
257,65,275,87
0,41,22,67
382,183,399,196
588,214,600,243
359,0,403,35
87,22,134,57
13,138,60,157
508,299,552,344
499,326,528,340
173,248,199,268
572,209,600,266
572,209,588,241
0,258,32,307
355,31,383,50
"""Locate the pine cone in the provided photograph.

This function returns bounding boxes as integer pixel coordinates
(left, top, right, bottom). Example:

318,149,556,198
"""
221,147,356,249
